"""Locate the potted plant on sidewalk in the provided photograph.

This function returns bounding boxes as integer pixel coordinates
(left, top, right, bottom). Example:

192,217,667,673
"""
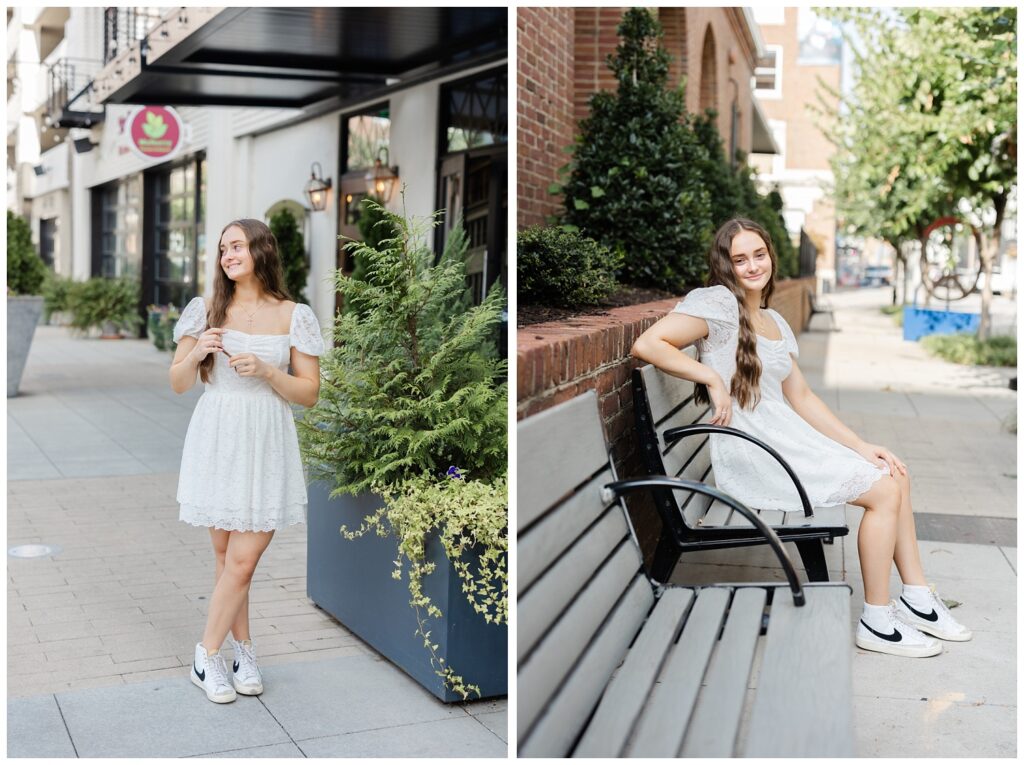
66,277,142,338
297,195,508,702
7,210,48,397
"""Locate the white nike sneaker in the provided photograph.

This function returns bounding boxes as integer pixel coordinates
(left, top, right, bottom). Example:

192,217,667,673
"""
191,643,237,703
895,585,973,641
855,602,943,658
230,637,264,695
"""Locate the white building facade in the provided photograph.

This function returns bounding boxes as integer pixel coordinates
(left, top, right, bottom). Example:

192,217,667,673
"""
9,6,508,336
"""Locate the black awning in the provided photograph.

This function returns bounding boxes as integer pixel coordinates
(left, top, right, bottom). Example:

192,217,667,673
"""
96,6,507,108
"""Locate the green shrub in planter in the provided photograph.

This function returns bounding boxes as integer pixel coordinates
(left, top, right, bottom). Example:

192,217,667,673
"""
299,194,507,697
42,272,75,323
67,277,142,335
7,210,47,296
559,8,713,291
518,226,621,307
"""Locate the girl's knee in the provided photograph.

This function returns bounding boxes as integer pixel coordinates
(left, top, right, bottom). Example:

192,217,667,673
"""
225,554,259,582
867,475,901,512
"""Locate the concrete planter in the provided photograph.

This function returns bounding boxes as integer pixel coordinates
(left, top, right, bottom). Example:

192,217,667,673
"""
306,480,507,702
8,296,44,397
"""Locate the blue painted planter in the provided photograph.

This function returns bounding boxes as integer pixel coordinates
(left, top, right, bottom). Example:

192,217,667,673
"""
903,307,980,342
305,480,507,702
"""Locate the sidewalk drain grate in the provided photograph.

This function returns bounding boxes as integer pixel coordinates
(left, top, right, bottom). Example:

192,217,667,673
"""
8,544,62,558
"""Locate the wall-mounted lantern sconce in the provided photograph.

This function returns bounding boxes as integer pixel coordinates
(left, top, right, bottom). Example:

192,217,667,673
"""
32,165,47,176
304,161,332,212
364,148,399,203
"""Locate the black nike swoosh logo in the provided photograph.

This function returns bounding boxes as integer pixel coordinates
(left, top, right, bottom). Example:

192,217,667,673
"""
194,661,205,681
233,661,239,673
860,620,902,642
900,597,939,622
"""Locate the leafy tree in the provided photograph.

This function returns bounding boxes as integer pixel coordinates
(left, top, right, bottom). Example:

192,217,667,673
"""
7,210,48,295
818,7,1016,336
559,7,713,290
268,208,309,304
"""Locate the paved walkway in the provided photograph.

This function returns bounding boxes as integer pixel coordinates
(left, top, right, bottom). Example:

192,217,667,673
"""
7,326,506,758
669,287,1016,757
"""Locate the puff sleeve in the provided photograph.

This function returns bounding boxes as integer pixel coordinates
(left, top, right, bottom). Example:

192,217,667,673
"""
289,303,326,356
172,296,207,343
670,285,738,351
772,309,800,357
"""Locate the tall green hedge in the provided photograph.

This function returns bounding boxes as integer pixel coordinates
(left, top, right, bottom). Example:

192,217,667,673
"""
7,210,48,295
559,8,712,291
268,208,308,303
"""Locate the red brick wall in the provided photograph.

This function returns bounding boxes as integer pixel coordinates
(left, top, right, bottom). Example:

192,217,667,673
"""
572,7,626,126
659,7,689,91
517,7,576,229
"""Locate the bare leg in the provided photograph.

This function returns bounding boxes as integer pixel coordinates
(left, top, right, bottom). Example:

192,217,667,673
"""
848,475,902,605
202,530,274,653
891,468,927,586
209,529,252,642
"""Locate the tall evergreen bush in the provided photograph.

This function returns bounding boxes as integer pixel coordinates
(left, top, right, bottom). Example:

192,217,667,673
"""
298,197,507,496
560,8,713,291
269,208,309,303
7,210,48,295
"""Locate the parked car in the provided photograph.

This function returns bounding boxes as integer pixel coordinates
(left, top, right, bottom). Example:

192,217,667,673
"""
860,265,893,287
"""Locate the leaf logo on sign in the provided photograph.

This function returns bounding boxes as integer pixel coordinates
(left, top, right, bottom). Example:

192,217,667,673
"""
142,111,168,139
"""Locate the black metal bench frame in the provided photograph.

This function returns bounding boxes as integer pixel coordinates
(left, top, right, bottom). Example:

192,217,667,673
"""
633,367,850,583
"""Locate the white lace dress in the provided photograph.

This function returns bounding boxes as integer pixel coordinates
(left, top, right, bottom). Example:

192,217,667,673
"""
172,296,326,531
673,285,887,509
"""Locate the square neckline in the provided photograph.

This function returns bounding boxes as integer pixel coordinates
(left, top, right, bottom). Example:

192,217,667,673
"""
755,309,785,343
206,296,296,337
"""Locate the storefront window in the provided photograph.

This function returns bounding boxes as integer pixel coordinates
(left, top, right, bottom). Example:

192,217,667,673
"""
150,156,204,307
345,108,391,172
442,69,507,152
95,174,142,280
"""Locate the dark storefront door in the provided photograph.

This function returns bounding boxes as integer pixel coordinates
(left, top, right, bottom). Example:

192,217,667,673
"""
142,155,206,310
39,218,56,269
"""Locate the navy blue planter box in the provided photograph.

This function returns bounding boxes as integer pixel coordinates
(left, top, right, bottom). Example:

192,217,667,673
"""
305,480,507,702
903,306,980,341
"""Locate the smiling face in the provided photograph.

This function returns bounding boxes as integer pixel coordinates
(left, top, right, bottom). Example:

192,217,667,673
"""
218,225,253,281
729,229,773,294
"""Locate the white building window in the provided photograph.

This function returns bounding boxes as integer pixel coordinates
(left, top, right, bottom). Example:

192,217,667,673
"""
754,45,783,99
752,7,786,26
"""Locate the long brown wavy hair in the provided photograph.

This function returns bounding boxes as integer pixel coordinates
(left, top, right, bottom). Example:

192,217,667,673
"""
198,218,291,383
693,217,778,411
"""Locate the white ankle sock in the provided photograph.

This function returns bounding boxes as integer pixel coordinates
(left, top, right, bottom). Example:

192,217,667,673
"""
901,584,932,608
861,602,892,631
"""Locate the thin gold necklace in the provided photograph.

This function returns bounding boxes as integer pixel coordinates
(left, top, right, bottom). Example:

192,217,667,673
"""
235,298,266,331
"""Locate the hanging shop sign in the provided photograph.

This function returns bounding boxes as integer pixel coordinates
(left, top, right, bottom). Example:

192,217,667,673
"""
124,106,189,161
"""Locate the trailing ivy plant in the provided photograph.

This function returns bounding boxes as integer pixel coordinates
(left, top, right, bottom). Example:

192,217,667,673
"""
297,193,507,697
340,468,508,699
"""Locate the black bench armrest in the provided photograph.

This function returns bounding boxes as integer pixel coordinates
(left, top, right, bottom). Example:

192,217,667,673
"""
603,476,805,607
663,424,814,518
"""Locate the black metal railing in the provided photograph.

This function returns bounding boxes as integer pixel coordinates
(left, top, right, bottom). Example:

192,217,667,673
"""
46,57,104,127
103,7,163,64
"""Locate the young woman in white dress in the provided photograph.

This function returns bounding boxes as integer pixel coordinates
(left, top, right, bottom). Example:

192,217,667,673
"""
169,218,325,702
631,218,970,658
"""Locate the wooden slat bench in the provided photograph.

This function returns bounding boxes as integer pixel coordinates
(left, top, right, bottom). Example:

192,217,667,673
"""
633,357,850,582
518,390,855,758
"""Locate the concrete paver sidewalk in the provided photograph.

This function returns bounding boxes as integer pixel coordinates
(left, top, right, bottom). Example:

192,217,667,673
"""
7,326,506,758
667,287,1016,758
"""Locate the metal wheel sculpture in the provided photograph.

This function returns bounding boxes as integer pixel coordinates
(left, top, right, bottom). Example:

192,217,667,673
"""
919,216,982,302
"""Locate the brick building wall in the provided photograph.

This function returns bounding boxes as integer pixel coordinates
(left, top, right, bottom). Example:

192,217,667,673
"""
518,7,763,229
517,7,576,229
